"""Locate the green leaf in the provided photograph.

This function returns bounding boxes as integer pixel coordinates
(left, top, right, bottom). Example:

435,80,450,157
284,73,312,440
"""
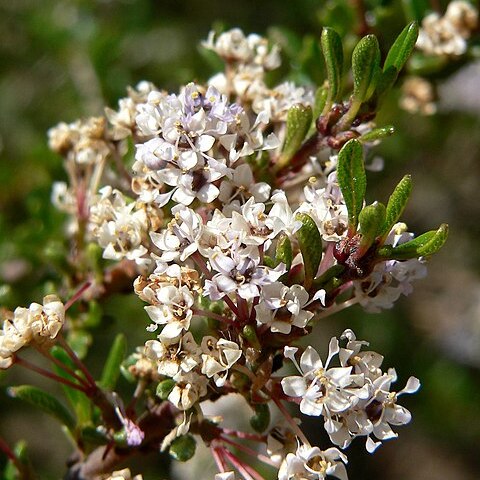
156,379,176,400
250,403,270,433
359,125,395,143
100,333,127,391
308,85,328,135
373,66,399,106
278,104,313,170
358,202,386,249
51,346,92,425
384,22,419,73
337,139,366,233
295,213,322,289
66,329,92,360
4,440,31,480
380,175,413,237
242,325,261,349
275,234,293,271
378,224,448,260
169,435,196,462
416,224,448,256
321,27,343,108
352,34,381,104
8,385,75,431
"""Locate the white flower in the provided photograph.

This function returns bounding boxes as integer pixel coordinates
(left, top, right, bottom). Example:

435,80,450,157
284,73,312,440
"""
278,444,348,480
281,340,367,418
144,284,195,339
255,283,314,334
266,191,302,238
168,370,208,410
201,337,242,386
144,332,201,378
0,295,66,369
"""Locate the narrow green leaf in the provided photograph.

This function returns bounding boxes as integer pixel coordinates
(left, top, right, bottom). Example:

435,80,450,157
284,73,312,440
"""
8,385,75,431
278,105,312,169
358,202,386,249
352,34,381,104
359,125,395,143
308,85,328,136
250,403,271,433
295,213,322,289
100,333,127,391
275,234,293,271
417,223,448,256
384,22,419,73
337,139,366,232
321,27,343,107
379,224,448,260
4,440,30,480
373,66,399,106
380,175,413,237
242,325,261,349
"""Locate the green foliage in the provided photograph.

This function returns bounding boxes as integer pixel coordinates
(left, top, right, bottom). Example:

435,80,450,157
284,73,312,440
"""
278,104,313,169
99,333,127,391
358,202,386,249
379,224,449,260
250,403,271,433
275,234,293,272
380,175,413,238
295,213,322,289
169,435,196,462
321,27,344,110
352,35,380,105
337,139,366,233
8,385,76,431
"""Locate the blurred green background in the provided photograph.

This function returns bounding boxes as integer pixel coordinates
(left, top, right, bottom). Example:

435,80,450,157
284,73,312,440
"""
1,0,480,478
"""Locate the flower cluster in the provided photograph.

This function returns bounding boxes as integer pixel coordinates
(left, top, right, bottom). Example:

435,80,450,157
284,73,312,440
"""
282,330,420,455
416,0,478,56
0,295,65,369
2,23,448,480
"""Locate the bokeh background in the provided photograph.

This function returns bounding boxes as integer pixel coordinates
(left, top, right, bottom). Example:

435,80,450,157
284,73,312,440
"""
1,0,479,479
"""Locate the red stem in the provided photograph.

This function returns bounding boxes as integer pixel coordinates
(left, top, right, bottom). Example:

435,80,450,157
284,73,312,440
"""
223,449,265,480
34,345,90,388
14,356,89,394
57,335,97,389
65,281,92,311
220,436,277,468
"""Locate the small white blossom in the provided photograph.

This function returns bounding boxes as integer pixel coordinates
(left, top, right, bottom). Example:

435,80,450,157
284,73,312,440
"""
278,444,348,480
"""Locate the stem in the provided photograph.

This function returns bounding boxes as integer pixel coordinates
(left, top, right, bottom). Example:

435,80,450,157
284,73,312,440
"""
65,281,92,311
58,334,97,389
271,396,310,447
192,308,235,325
232,364,257,383
0,436,18,462
220,436,277,468
34,345,90,388
223,449,265,480
190,252,241,319
14,356,89,394
314,297,359,320
236,294,250,324
212,446,228,473
221,428,266,443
